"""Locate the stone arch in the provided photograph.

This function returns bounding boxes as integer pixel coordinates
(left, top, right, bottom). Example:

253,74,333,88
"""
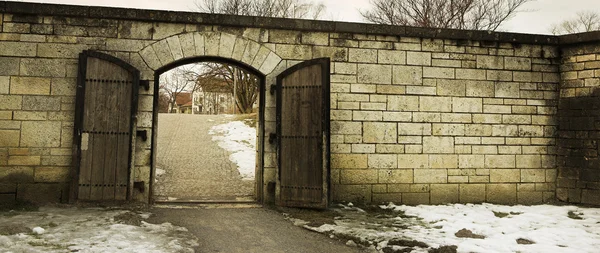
137,31,283,76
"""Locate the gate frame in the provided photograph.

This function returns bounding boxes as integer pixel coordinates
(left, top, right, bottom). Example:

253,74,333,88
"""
70,50,140,203
149,57,267,204
275,57,331,209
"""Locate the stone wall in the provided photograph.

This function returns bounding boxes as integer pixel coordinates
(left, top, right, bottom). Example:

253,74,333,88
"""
557,42,600,205
0,1,599,205
329,40,560,204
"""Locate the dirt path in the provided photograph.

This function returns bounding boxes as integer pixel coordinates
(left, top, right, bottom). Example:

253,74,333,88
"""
149,205,374,253
155,114,254,201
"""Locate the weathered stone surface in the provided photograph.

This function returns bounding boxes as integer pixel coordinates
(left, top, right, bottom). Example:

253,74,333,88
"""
0,130,20,147
486,184,517,204
20,121,61,147
430,184,458,204
363,122,397,144
332,154,367,169
358,64,391,84
460,184,486,203
414,169,447,183
10,77,51,95
22,96,61,111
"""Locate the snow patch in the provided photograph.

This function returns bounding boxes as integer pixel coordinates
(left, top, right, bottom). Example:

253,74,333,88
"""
299,203,600,253
209,120,256,180
0,207,198,253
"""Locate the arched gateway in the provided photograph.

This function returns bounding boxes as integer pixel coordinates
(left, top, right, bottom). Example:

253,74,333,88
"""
70,30,331,208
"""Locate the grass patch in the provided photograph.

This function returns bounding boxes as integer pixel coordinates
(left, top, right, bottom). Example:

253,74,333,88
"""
568,211,583,220
234,113,257,127
493,211,509,218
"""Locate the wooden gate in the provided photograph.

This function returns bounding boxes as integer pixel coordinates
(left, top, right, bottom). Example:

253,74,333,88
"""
71,51,140,201
276,58,330,209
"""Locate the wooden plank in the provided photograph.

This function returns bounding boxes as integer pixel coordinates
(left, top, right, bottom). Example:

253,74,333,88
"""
89,57,106,200
116,70,133,200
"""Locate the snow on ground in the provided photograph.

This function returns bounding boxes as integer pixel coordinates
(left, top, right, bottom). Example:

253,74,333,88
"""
297,203,600,253
0,207,198,253
209,120,256,180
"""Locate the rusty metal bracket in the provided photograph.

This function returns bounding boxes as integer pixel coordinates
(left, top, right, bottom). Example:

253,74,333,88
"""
137,130,148,141
140,80,150,91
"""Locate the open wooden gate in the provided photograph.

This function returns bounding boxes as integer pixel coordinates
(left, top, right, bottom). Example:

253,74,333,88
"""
71,51,140,201
276,58,330,209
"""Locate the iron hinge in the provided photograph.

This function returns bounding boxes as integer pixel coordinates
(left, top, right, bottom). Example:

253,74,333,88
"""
137,130,148,141
140,80,150,91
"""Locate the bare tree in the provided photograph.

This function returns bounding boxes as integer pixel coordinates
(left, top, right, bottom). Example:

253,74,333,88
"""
360,0,532,31
195,0,326,19
550,11,600,35
160,66,200,113
186,63,259,114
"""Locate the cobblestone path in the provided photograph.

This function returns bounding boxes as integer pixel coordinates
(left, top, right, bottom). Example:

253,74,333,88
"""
154,114,254,201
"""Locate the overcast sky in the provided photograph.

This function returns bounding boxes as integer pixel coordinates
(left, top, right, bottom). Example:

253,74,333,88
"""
16,0,600,35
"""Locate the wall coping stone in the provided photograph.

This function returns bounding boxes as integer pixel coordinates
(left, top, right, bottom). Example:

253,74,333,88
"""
1,1,599,46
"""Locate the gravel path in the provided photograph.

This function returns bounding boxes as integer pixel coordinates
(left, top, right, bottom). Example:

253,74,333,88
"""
154,114,254,202
149,205,374,253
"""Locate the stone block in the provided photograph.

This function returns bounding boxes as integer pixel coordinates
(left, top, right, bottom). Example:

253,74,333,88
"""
420,96,452,112
490,169,520,182
340,169,378,184
331,121,361,135
10,77,51,95
393,65,422,85
378,50,406,64
402,193,430,205
372,193,402,203
429,155,458,168
437,79,465,96
0,166,34,183
349,48,377,63
517,191,543,204
423,67,454,79
485,155,515,168
388,95,419,111
368,154,397,168
456,69,486,80
432,124,465,136
430,184,458,204
453,97,482,113
34,167,69,183
363,122,397,143
20,121,61,147
378,169,413,184
0,41,36,57
466,81,495,97
423,137,454,154
581,190,600,205
407,52,431,66
414,169,447,183
459,184,486,203
398,123,431,136
17,183,65,203
486,184,516,204
375,144,405,154
398,155,428,169
521,169,545,182
358,64,391,84
37,43,88,58
312,46,347,62
495,82,520,98
505,57,532,71
477,55,504,69
0,130,20,147
332,154,367,169
0,57,21,76
301,32,329,46
516,155,541,169
459,155,485,168
333,184,371,203
22,96,61,111
51,78,76,96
